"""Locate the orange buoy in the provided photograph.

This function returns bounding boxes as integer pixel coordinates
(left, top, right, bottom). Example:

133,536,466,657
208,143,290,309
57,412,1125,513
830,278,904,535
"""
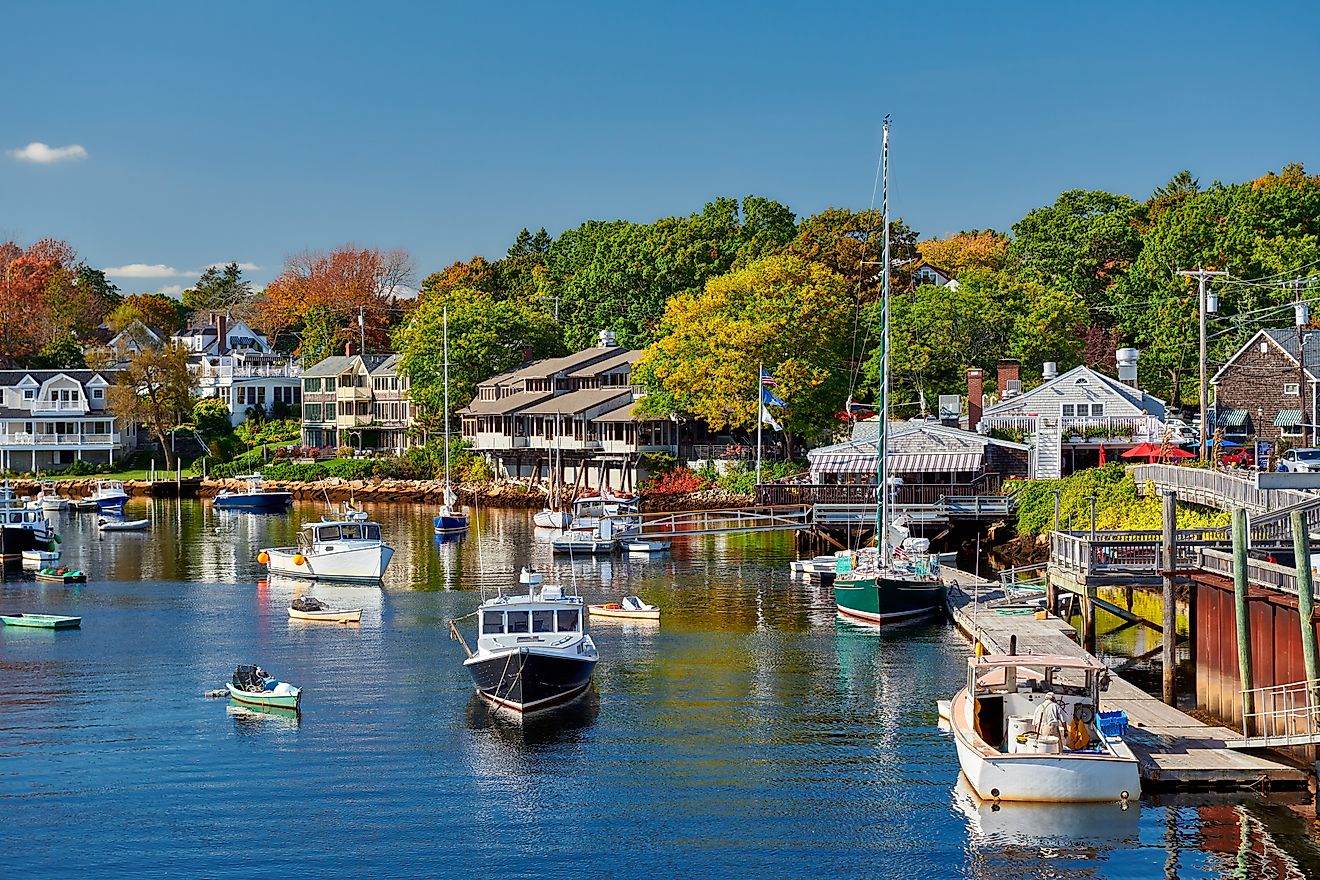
293,553,306,566
257,551,270,565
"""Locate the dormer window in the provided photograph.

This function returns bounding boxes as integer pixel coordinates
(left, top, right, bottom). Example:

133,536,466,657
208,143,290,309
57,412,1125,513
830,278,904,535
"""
23,390,33,401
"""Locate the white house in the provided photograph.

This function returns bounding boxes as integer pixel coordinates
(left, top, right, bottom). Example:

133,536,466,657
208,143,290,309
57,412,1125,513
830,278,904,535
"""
172,313,273,356
912,261,960,291
106,321,164,359
976,355,1168,479
0,370,137,472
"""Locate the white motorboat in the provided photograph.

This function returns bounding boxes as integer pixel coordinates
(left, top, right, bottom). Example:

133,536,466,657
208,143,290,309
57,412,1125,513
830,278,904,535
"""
260,517,394,583
0,485,59,559
38,482,67,511
455,567,597,715
21,548,60,566
949,653,1139,803
623,539,671,553
589,596,660,620
951,775,1140,842
431,306,470,537
533,509,573,530
89,479,129,510
98,518,149,531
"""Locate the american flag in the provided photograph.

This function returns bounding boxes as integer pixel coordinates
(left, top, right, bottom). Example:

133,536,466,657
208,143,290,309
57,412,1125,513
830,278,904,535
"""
760,368,778,388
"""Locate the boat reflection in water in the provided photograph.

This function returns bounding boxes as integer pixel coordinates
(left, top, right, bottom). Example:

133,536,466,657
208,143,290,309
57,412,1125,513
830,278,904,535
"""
226,702,301,732
464,689,599,749
953,775,1139,875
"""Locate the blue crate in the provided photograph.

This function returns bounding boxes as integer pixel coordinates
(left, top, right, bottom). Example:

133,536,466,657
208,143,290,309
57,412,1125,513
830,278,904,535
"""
1098,710,1128,738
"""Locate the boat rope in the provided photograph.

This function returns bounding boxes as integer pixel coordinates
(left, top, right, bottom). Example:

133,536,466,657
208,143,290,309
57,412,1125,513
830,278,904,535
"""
490,651,527,713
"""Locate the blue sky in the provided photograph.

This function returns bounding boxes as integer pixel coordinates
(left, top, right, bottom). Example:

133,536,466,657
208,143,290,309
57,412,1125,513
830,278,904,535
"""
3,1,1318,294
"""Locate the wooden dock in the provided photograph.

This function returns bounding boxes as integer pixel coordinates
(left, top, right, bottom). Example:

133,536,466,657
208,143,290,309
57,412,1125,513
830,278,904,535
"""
942,566,1309,791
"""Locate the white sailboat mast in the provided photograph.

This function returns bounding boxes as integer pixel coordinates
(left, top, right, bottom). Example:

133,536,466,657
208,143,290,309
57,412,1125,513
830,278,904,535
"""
443,304,453,506
879,117,892,565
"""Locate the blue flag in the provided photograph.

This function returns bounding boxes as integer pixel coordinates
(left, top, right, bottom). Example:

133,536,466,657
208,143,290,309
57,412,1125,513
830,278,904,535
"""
761,386,787,408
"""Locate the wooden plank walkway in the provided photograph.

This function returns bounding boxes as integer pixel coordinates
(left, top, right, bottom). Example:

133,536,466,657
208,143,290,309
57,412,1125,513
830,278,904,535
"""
942,566,1308,791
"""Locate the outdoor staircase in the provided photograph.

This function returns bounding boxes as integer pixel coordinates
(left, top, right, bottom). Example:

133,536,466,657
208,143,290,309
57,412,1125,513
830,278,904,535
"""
1034,416,1063,480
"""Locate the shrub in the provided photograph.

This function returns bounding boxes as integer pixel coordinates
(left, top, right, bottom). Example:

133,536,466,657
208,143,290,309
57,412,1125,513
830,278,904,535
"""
641,467,711,495
59,459,107,476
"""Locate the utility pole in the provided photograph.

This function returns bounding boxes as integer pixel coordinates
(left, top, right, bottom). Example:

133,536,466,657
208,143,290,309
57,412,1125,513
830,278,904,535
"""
1178,267,1228,461
358,306,366,355
1294,281,1310,447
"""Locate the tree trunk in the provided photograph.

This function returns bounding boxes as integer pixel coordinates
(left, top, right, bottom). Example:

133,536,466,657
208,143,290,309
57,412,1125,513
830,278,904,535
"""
1168,368,1182,415
155,427,176,472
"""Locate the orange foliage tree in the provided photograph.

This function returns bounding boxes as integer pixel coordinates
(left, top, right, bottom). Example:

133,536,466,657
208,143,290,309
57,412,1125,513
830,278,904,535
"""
917,230,1011,277
0,238,114,365
256,245,413,355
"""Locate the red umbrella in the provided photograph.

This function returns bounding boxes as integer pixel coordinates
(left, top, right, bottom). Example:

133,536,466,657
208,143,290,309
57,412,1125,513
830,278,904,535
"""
1098,443,1107,465
1162,447,1195,460
1120,443,1160,460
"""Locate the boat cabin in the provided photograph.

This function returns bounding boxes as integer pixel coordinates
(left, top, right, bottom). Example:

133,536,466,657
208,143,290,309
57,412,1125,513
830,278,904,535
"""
968,654,1110,754
300,520,383,547
478,585,587,651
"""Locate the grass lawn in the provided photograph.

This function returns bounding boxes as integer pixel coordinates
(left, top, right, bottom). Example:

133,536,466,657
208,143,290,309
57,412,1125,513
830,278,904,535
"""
46,469,176,482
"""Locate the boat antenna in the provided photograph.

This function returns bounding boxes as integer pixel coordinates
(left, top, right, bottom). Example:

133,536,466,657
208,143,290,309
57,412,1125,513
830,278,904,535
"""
877,115,892,568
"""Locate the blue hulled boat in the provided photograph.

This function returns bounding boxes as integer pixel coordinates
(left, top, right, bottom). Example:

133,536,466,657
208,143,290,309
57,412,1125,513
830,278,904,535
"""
214,474,294,511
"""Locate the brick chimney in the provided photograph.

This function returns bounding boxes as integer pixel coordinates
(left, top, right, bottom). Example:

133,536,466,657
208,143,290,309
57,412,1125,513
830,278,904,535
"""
997,360,1021,399
345,342,356,357
967,369,983,431
214,312,228,356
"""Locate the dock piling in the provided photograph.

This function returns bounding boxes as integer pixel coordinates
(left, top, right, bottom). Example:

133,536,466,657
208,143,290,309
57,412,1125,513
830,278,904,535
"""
1232,507,1254,723
1162,491,1177,705
1291,510,1320,695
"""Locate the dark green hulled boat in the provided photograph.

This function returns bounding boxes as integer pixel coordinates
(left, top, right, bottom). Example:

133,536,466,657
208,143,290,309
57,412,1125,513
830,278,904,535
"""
833,119,946,628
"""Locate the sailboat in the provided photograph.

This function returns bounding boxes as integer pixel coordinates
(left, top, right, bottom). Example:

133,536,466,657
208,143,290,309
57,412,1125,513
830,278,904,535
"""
833,118,946,626
534,413,572,529
434,305,471,536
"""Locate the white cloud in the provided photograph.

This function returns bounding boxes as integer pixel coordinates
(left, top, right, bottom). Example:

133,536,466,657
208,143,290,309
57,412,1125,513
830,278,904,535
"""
104,263,184,278
8,142,88,164
158,285,184,297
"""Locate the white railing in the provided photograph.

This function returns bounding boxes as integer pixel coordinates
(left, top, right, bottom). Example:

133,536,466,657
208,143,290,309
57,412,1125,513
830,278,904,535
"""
32,400,88,413
979,415,1038,433
1061,415,1167,442
0,432,116,447
1237,679,1320,746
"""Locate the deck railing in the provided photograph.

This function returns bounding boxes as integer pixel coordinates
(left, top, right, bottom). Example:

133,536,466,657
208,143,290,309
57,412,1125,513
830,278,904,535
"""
756,473,1002,507
1131,463,1315,513
1236,679,1320,746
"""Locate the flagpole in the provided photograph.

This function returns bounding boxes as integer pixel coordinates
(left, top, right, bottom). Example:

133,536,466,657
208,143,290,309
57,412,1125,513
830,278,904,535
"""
756,363,763,486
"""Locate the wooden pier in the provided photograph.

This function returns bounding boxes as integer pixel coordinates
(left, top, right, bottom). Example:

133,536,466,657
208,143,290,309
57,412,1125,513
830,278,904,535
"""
942,567,1308,791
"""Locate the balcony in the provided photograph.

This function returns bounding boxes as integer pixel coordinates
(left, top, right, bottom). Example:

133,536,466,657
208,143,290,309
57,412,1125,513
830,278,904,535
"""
979,414,1169,444
0,432,117,448
337,386,372,402
335,414,375,429
32,400,89,415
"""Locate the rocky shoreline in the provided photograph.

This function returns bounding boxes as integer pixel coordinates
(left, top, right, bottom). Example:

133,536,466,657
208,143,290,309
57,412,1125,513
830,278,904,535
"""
24,477,756,513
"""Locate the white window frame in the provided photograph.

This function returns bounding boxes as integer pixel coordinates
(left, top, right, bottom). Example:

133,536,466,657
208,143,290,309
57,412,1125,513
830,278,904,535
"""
1285,383,1300,396
1062,404,1075,417
1282,422,1305,439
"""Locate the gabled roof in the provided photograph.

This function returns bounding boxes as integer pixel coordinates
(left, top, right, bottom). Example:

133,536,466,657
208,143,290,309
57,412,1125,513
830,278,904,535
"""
301,354,394,378
0,369,118,386
518,388,630,416
980,365,1167,420
1210,328,1320,385
810,422,1029,459
568,348,641,378
497,346,633,384
460,390,552,416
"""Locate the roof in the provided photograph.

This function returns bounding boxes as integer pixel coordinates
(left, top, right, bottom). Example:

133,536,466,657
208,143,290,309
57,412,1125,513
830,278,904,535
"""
518,388,630,416
460,391,552,416
498,346,633,384
367,354,403,376
1211,328,1320,385
0,370,118,385
593,398,664,423
980,364,1167,421
812,423,1029,460
568,349,641,378
301,354,395,378
972,653,1106,671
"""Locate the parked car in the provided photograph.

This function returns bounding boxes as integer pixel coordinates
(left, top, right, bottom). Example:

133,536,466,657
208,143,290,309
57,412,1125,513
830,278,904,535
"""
1277,448,1320,473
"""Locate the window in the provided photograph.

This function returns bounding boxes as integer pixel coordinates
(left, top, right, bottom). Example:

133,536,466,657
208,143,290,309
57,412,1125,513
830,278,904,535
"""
1283,423,1304,439
91,388,103,400
22,389,33,400
532,610,555,633
326,403,337,419
364,524,380,540
325,377,336,392
1286,383,1300,395
340,524,362,540
305,403,322,421
1062,404,1075,417
556,609,580,632
506,611,529,634
257,386,266,405
317,526,341,542
1090,404,1104,416
305,378,322,392
482,611,505,635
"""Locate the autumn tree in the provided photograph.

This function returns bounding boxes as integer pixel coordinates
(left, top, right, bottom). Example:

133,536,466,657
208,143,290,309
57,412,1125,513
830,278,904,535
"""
394,290,564,427
0,238,113,364
107,293,186,339
917,230,1011,276
636,255,855,440
107,345,196,470
255,245,412,355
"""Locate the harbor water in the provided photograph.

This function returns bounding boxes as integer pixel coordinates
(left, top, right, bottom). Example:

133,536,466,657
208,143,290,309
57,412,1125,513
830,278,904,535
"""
2,499,1319,879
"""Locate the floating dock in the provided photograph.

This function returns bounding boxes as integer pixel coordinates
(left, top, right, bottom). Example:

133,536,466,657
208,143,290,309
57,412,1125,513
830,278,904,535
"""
942,567,1308,791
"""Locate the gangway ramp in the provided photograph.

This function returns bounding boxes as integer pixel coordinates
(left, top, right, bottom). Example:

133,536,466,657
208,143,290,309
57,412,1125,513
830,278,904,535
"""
620,504,813,540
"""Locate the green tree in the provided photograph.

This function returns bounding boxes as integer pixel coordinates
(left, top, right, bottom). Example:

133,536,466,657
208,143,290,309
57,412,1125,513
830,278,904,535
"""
107,345,195,470
193,396,234,438
635,255,854,440
107,293,185,339
394,290,565,428
299,304,341,367
27,334,87,369
183,262,253,314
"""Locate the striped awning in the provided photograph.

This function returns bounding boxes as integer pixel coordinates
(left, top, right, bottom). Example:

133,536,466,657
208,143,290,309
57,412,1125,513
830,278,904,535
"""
809,450,983,474
1274,409,1303,427
1217,409,1248,428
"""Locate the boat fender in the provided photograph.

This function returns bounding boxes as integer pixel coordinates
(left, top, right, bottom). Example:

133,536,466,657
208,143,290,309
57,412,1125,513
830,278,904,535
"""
293,553,306,566
257,551,270,564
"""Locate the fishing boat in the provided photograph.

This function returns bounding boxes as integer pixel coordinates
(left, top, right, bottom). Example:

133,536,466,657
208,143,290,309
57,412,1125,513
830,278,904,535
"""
949,653,1139,803
259,517,394,583
226,665,302,711
35,567,86,584
432,306,471,536
454,567,597,715
213,474,294,511
88,479,129,510
98,517,149,531
588,596,660,620
288,595,362,623
623,539,671,554
551,520,618,555
38,481,67,511
1,613,81,629
21,548,60,566
833,119,946,627
0,484,59,558
71,498,100,512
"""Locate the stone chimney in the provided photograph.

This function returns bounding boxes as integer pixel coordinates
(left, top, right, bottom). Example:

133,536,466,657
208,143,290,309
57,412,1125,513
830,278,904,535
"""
214,312,228,356
1116,347,1139,388
345,341,356,357
997,360,1021,399
967,369,983,431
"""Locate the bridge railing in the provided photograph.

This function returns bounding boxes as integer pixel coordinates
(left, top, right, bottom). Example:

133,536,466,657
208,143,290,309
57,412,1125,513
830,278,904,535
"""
755,474,1002,507
1131,463,1314,512
1049,529,1230,578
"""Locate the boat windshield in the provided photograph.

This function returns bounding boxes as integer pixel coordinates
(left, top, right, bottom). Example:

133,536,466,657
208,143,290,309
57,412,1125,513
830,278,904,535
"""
482,610,505,634
340,524,363,540
482,607,581,635
316,525,340,542
556,609,580,632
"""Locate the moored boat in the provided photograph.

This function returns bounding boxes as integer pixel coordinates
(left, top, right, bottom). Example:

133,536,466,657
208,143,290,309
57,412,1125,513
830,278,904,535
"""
21,548,60,566
533,509,572,530
1,613,81,629
0,485,60,559
431,305,471,537
98,517,149,531
623,539,670,554
259,517,394,583
226,665,302,711
38,481,67,511
455,567,597,716
288,595,362,623
213,474,294,511
949,653,1139,803
588,596,660,620
89,480,129,510
35,567,86,584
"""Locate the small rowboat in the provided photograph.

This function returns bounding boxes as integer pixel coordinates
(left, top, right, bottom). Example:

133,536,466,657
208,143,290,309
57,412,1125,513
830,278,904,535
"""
227,665,301,711
35,568,87,584
288,596,362,624
623,539,671,553
1,613,81,629
589,596,660,620
22,549,60,565
99,518,149,531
